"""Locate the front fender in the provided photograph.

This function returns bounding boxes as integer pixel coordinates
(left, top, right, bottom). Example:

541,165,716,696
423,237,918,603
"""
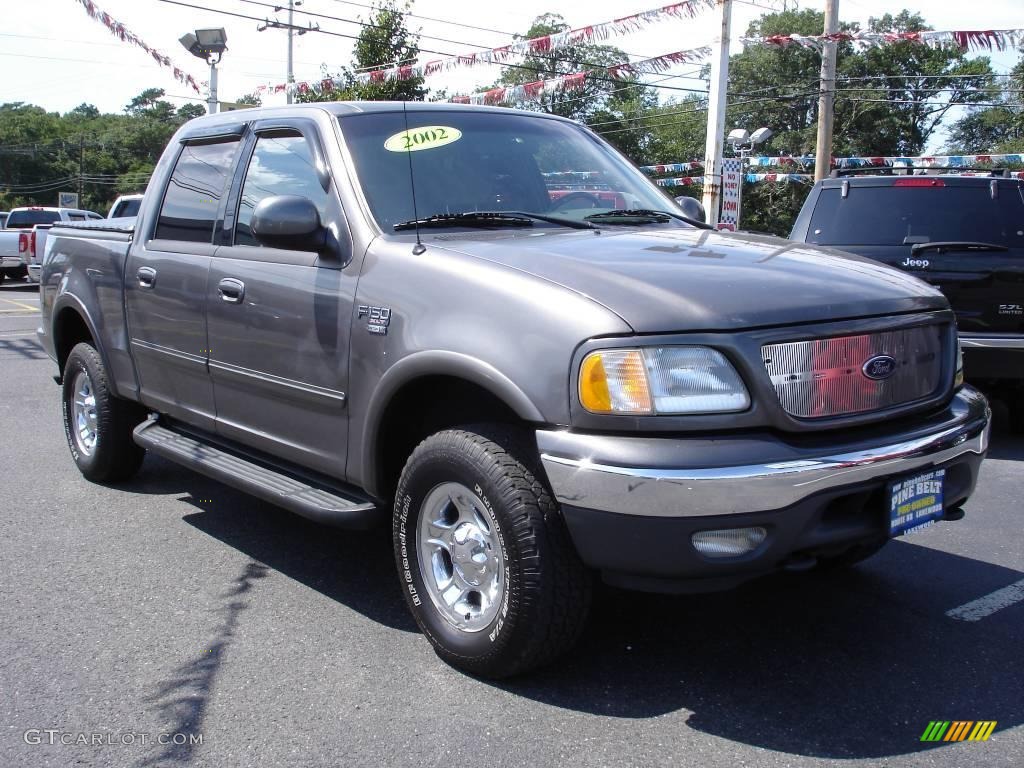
357,350,545,498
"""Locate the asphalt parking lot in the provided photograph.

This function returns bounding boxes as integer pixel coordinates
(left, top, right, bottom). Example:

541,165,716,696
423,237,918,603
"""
0,280,1021,768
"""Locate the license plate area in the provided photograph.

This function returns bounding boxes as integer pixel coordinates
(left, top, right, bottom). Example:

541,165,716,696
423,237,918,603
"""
889,469,945,536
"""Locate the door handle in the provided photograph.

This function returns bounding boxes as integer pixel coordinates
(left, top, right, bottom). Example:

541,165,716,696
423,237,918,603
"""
218,277,245,304
137,266,156,289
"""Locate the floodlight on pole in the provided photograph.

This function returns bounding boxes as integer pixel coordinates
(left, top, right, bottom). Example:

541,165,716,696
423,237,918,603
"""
724,125,773,229
180,28,228,115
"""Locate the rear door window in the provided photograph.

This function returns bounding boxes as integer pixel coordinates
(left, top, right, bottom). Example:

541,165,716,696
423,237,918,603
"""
234,131,328,246
807,183,1024,247
155,140,240,243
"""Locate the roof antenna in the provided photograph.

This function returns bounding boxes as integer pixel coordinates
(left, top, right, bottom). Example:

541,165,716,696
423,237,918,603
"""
402,100,426,255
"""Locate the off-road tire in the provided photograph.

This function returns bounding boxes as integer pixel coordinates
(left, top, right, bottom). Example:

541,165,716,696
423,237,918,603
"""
62,342,146,482
393,426,592,678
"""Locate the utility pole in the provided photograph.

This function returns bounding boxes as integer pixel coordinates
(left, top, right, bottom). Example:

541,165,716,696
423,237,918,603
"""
286,0,295,104
208,60,220,114
258,2,317,103
78,134,84,202
701,0,732,227
814,0,840,181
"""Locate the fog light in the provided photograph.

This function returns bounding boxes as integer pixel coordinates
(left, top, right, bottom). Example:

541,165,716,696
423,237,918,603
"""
692,527,767,557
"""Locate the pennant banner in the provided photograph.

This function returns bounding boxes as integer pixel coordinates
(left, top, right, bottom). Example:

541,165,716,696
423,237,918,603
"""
642,153,1024,173
259,1,712,96
72,0,201,93
355,0,712,85
653,174,812,186
450,47,710,105
741,28,1024,53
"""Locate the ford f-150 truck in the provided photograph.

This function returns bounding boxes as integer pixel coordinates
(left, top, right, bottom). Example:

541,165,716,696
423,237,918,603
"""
39,103,991,677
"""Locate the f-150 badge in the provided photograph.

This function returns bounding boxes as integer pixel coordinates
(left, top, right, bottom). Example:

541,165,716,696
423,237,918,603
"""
358,305,392,335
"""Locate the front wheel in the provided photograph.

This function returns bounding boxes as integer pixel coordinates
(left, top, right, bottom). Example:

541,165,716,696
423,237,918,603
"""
393,427,591,678
62,343,146,482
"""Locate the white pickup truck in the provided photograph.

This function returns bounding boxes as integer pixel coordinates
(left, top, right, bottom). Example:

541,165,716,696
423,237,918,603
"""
1,206,102,283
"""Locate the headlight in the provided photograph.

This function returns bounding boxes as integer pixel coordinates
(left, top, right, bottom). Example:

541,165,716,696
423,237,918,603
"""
579,346,750,415
954,337,964,389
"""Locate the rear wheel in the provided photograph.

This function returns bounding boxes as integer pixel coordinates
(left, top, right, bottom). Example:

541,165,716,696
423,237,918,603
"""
62,343,146,482
393,427,591,678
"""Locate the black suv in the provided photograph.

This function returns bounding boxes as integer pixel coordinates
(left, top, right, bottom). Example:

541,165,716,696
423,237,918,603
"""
792,169,1024,429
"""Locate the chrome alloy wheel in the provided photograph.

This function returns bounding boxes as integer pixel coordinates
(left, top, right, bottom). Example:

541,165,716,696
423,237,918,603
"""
417,482,506,633
71,370,98,456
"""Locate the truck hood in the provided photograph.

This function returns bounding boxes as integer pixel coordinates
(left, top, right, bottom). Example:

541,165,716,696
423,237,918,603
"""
430,227,948,332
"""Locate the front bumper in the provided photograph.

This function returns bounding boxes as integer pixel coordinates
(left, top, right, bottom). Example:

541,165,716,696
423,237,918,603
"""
538,387,990,592
26,265,40,283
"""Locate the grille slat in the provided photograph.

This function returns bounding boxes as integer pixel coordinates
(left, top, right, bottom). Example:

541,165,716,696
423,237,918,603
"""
763,326,945,419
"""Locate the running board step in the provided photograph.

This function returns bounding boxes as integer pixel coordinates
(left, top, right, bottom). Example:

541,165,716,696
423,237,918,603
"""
133,420,381,529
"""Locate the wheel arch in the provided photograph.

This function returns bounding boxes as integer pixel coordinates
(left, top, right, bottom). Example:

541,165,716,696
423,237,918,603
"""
51,297,107,386
360,351,546,502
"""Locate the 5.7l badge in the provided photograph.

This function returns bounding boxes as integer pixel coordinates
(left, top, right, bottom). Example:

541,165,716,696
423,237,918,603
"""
357,304,392,335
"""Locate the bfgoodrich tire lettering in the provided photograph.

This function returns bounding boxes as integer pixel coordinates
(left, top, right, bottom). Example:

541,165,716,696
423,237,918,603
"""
62,342,146,482
393,427,591,678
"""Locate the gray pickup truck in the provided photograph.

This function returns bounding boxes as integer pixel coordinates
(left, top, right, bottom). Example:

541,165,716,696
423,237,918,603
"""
40,103,990,677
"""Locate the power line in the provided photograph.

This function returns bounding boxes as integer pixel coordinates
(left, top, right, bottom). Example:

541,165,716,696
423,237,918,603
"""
152,0,713,96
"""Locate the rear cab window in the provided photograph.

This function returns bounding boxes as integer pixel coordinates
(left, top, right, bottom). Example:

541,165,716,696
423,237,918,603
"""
807,181,1024,247
154,139,241,243
6,210,62,228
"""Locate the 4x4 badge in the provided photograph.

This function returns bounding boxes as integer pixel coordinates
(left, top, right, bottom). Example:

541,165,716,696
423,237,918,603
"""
357,305,391,335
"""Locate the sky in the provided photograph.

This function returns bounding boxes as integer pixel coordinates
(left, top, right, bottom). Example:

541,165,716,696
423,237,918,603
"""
0,0,1021,152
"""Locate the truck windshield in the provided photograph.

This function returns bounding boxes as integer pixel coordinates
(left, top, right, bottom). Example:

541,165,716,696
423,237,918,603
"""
338,110,686,230
6,210,62,228
807,184,1024,247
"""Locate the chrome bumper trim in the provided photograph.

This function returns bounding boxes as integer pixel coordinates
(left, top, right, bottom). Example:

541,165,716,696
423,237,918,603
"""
959,335,1024,350
540,391,990,518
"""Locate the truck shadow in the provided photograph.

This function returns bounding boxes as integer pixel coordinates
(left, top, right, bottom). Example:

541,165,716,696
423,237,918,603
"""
0,337,47,361
127,444,1022,761
497,541,1024,758
128,455,415,633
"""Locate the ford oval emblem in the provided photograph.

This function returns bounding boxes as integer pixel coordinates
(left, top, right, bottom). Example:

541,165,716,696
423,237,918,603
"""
862,354,898,381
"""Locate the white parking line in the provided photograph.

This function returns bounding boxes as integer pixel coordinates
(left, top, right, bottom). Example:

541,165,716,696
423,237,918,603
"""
946,578,1024,622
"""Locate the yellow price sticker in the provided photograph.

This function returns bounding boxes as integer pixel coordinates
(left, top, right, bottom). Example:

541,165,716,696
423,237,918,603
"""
384,125,462,153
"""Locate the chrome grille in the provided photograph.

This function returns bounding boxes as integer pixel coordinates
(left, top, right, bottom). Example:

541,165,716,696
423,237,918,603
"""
763,326,945,419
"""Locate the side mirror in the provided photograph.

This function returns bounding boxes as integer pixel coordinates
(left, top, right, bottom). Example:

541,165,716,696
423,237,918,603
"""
674,195,706,223
251,195,327,252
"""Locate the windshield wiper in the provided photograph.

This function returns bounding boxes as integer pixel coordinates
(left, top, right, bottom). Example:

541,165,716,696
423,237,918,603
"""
393,212,534,231
584,208,713,229
911,241,1009,254
497,210,596,230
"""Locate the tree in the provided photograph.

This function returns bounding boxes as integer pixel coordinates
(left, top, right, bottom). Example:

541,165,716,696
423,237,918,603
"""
298,0,426,102
0,88,204,211
835,11,994,156
944,56,1024,153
